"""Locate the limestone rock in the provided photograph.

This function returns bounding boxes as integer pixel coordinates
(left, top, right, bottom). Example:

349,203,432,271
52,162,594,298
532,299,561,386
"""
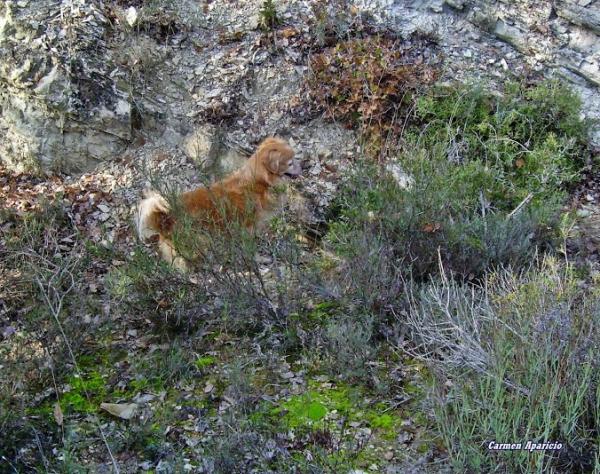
183,124,246,178
0,0,131,172
556,1,600,34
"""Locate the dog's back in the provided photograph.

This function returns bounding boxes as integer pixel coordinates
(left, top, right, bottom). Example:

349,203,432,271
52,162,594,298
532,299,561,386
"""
135,137,298,269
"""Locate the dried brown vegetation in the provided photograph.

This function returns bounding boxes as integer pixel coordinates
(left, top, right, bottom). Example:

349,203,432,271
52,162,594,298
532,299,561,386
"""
306,35,440,156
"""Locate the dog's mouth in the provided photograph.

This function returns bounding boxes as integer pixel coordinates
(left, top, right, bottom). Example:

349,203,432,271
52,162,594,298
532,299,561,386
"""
283,161,302,179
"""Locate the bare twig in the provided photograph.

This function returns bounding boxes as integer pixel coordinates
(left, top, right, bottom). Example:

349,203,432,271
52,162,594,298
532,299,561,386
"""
24,246,120,473
506,193,533,220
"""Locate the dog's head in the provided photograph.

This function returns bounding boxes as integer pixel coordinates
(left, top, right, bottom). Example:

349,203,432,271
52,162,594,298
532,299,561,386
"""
253,137,301,183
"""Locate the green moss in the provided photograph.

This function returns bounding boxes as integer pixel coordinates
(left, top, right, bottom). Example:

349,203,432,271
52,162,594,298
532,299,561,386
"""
62,371,106,413
416,442,430,454
195,355,216,369
275,391,329,428
368,413,394,430
272,381,402,441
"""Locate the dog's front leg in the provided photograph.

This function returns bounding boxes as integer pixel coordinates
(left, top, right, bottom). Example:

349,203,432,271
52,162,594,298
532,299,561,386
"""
158,236,189,272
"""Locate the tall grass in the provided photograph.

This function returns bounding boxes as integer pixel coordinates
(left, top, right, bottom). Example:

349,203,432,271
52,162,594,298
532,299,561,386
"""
402,258,599,472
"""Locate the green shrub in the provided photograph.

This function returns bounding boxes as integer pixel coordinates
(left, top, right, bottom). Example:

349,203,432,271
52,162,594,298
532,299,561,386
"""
327,80,589,280
259,0,279,31
324,314,374,381
412,80,589,209
402,258,599,472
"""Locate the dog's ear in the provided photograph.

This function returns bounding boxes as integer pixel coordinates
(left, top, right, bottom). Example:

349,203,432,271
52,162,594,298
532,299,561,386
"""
266,149,283,174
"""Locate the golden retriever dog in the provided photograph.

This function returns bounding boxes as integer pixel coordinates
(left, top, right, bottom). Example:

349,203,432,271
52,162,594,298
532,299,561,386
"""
136,137,300,270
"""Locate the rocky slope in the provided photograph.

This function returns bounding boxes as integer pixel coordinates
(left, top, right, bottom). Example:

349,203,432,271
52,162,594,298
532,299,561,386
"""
1,0,599,251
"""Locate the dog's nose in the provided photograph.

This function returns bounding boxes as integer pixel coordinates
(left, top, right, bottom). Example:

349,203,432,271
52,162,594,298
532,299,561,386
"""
287,161,302,177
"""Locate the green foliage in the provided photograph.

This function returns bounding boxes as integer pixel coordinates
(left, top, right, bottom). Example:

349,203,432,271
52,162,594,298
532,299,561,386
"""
276,391,329,428
327,80,589,279
324,314,374,381
413,80,588,208
272,382,399,438
62,371,106,414
259,0,279,31
404,259,600,472
195,355,216,369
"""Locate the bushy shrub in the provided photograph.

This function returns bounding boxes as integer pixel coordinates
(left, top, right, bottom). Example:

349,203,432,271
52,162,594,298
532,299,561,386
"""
306,35,440,156
401,258,599,472
324,314,374,380
326,80,589,280
412,80,589,209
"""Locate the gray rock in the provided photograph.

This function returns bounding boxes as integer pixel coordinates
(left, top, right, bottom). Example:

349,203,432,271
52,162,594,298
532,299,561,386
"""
0,0,131,172
556,1,600,35
493,19,529,53
445,0,465,10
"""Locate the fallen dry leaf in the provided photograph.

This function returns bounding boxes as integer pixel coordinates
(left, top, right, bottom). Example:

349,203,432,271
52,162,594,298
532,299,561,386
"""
53,402,64,426
100,402,138,420
422,222,441,233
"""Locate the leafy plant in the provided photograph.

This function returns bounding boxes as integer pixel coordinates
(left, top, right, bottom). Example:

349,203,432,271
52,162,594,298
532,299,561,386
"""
259,0,279,31
307,35,439,156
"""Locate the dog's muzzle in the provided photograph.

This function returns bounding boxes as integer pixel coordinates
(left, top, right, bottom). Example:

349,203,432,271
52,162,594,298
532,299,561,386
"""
283,161,302,179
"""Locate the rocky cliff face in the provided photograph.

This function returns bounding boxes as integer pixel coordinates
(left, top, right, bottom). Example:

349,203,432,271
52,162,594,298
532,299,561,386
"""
461,0,600,88
0,0,598,173
375,0,600,145
0,0,132,172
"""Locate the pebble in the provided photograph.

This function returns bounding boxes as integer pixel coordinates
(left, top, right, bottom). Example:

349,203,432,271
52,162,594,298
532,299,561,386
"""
577,209,591,218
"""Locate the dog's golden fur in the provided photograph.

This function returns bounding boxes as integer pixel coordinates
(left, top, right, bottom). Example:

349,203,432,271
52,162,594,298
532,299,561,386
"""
136,137,300,270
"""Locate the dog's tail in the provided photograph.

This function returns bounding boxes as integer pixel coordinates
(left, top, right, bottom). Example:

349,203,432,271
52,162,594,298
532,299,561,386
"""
135,189,172,241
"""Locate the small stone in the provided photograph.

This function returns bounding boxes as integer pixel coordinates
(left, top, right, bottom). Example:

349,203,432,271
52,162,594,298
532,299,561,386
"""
125,7,138,27
205,88,222,99
384,451,394,460
577,209,591,218
463,49,473,58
